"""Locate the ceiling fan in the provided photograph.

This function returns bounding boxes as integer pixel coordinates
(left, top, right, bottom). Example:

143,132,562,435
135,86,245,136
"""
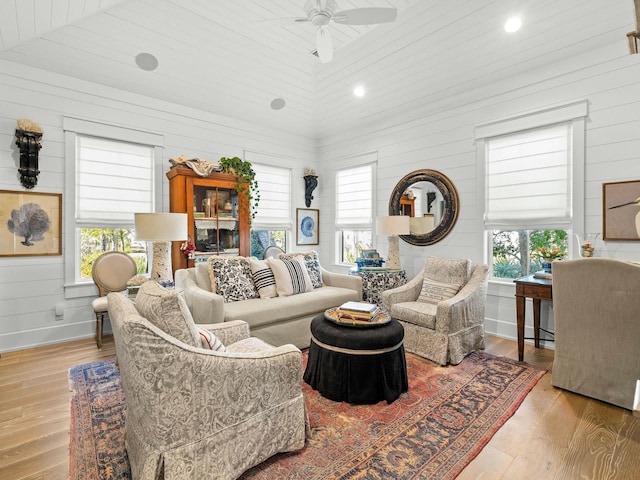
293,0,398,63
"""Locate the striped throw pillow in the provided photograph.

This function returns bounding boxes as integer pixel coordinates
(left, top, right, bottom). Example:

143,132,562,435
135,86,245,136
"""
417,277,461,305
196,326,227,352
249,257,278,298
266,256,313,297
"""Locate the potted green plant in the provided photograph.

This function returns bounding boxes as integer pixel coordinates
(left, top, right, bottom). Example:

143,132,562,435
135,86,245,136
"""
219,156,260,224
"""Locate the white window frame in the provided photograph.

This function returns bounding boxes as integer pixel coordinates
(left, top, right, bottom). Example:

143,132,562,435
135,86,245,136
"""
244,150,293,250
475,100,587,281
333,152,377,265
63,117,164,297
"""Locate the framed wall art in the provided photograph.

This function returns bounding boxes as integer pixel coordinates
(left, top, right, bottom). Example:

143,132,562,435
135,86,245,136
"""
602,180,640,241
0,190,62,256
296,208,319,245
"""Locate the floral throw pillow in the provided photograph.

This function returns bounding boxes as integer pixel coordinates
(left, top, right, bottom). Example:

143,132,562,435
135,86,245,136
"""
207,256,258,303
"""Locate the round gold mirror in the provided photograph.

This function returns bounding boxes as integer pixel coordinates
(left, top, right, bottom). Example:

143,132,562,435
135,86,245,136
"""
388,169,459,246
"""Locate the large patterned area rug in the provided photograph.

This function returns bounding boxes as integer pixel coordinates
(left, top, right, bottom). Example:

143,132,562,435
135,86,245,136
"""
69,351,545,479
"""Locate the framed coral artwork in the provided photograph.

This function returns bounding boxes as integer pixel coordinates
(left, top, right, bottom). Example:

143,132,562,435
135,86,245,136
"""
0,190,62,256
602,180,640,241
296,208,319,245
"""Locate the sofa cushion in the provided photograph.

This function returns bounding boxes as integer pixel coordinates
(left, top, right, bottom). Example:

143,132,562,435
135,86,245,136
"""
248,257,278,299
196,326,227,352
135,282,201,347
417,278,461,305
267,256,313,297
226,337,275,353
391,301,438,330
207,256,258,302
279,250,322,288
425,256,471,285
223,286,359,328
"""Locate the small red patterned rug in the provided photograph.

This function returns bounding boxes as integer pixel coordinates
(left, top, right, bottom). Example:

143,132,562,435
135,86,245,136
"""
69,351,545,479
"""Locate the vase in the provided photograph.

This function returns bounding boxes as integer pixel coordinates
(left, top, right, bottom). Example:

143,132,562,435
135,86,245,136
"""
541,260,553,273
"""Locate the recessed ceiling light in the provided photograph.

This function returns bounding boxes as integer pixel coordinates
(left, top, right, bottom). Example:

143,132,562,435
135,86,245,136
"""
504,17,522,33
135,53,158,71
354,85,365,97
270,98,286,110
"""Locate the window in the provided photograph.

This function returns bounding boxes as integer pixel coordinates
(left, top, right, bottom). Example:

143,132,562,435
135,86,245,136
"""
64,118,163,289
335,161,375,263
248,159,291,258
476,101,586,279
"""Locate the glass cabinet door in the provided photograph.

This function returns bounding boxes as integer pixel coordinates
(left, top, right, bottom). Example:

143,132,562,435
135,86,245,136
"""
192,184,239,258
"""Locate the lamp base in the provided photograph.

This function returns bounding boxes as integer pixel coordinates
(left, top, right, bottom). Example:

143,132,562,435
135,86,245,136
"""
387,235,401,270
150,241,173,283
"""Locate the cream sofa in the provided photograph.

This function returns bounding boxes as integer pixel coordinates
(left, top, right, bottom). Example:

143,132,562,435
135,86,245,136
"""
175,256,362,349
107,282,306,480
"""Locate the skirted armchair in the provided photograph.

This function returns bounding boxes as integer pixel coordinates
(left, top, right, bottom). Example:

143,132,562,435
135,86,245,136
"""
107,283,306,480
551,258,640,410
382,257,489,366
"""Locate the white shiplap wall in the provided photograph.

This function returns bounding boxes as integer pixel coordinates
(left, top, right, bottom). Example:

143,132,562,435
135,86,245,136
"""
0,59,315,353
315,40,640,346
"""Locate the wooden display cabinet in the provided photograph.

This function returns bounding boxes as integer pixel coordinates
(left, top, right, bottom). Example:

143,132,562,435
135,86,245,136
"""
167,168,250,272
400,194,415,217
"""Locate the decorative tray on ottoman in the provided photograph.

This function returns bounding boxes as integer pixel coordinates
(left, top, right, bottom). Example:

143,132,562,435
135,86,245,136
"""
324,307,391,328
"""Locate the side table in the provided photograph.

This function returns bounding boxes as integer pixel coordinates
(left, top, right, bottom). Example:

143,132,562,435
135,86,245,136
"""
349,269,407,305
514,274,553,361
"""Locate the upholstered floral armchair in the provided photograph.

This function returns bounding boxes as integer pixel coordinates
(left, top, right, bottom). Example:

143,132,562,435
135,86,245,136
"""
381,257,489,366
107,282,306,480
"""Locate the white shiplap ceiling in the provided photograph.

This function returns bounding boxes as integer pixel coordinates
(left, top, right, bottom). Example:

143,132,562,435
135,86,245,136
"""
0,0,635,139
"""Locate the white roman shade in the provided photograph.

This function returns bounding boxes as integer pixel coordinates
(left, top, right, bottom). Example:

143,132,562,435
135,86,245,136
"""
76,135,154,225
336,164,373,225
252,163,291,227
484,123,572,230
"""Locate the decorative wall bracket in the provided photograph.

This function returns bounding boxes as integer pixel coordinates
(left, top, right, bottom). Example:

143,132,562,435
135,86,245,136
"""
14,120,43,189
304,169,318,208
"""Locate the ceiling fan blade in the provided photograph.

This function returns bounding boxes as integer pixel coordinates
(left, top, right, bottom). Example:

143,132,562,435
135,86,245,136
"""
316,26,333,63
332,7,397,25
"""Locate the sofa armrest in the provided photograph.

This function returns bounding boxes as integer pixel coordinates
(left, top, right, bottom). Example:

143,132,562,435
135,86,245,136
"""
321,267,363,299
381,266,425,311
200,320,250,345
175,268,225,324
435,264,489,334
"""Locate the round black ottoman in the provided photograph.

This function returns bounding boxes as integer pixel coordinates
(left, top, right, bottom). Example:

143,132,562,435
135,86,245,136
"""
303,314,408,404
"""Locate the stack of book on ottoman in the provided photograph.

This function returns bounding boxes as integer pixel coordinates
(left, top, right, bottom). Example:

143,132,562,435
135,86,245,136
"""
336,301,380,322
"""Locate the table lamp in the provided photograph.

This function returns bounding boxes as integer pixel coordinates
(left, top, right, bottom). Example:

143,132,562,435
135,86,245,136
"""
134,212,188,283
377,216,410,270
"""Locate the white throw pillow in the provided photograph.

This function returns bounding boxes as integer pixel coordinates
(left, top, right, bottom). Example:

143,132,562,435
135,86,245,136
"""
249,257,278,299
196,326,227,352
278,250,323,288
267,256,314,297
417,277,461,305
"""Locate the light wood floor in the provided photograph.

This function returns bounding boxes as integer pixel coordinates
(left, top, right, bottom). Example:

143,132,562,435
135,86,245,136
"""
1,336,639,480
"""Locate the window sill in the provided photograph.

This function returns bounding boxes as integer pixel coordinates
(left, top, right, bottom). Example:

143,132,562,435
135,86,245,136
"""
64,282,98,299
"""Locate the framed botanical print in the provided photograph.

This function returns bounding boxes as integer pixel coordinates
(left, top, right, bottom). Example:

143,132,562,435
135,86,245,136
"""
0,190,62,256
602,180,640,241
296,208,319,245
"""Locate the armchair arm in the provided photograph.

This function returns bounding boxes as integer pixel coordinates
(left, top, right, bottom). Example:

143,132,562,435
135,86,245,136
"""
176,268,225,324
321,267,363,299
381,266,426,311
200,320,250,345
434,264,489,334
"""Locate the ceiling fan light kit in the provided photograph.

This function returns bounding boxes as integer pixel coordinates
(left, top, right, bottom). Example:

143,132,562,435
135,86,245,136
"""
295,0,398,63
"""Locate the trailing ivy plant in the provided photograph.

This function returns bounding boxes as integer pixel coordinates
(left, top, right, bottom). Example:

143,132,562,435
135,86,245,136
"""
219,156,260,224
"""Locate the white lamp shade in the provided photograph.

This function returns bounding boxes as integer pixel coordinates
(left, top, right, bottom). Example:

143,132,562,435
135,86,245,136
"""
134,213,188,241
377,215,410,235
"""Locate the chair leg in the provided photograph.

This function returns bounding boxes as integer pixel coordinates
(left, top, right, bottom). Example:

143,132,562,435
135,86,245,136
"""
96,312,103,349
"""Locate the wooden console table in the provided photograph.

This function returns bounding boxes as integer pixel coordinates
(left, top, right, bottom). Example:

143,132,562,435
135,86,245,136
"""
514,274,553,361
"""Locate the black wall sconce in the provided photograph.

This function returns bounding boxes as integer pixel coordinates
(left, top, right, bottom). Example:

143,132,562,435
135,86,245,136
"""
303,168,318,207
15,119,43,189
